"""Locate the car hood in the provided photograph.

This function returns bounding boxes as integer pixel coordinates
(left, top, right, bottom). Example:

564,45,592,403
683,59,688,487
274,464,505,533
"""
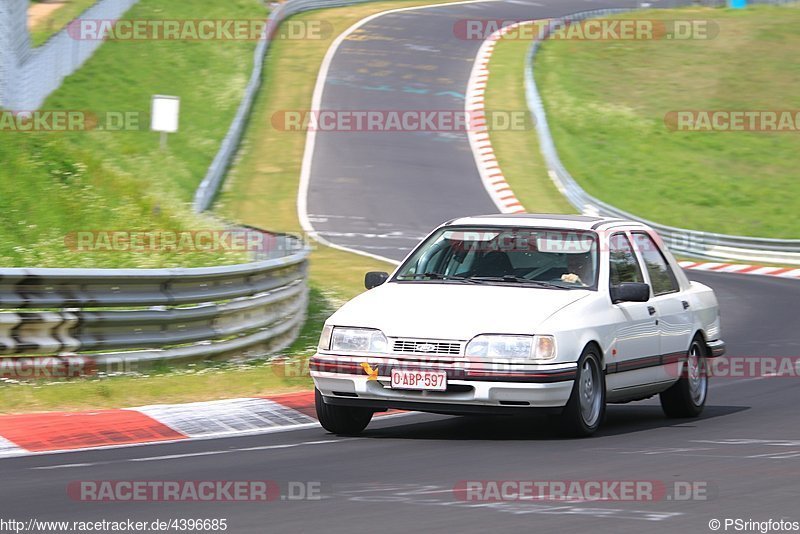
326,282,590,340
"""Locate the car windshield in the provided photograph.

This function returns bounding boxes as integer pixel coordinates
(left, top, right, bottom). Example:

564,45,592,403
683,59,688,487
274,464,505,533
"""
394,226,599,289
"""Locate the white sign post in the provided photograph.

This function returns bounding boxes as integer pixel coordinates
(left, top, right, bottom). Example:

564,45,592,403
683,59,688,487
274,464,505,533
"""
151,95,180,149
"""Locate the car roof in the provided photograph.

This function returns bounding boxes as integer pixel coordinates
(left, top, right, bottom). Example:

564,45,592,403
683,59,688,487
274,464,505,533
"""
444,213,651,232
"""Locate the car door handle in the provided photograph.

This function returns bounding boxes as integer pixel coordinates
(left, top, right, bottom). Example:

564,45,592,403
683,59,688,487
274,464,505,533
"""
682,300,690,310
647,306,656,316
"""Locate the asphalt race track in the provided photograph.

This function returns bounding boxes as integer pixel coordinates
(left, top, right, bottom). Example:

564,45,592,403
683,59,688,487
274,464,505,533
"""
2,268,798,533
305,0,648,259
3,1,798,533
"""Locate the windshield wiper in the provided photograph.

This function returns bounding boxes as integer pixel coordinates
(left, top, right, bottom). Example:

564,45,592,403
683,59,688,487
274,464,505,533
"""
468,275,568,289
397,273,478,283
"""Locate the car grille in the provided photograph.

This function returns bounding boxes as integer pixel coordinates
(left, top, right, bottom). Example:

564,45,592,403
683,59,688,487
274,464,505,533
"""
392,339,463,355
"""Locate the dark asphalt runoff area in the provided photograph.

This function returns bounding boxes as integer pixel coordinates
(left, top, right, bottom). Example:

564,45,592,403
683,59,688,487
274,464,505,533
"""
2,1,797,533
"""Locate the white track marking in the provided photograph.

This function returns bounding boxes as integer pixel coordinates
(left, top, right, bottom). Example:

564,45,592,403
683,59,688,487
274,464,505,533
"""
31,439,356,470
129,450,237,463
33,462,105,471
709,375,771,388
297,0,499,267
236,438,345,452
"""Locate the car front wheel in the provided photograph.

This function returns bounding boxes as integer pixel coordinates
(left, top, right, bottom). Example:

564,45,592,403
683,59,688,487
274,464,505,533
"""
553,346,606,437
660,337,708,418
315,388,373,435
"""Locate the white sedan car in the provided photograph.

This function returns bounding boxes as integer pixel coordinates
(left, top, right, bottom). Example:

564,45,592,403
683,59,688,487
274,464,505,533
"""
311,214,725,437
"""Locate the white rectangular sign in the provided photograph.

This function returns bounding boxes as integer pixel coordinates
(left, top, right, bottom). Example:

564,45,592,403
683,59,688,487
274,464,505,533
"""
151,95,180,133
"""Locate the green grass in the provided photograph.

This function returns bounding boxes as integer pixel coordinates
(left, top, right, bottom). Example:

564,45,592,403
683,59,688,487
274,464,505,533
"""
0,360,312,414
2,0,265,268
29,0,98,46
0,0,463,414
533,6,800,238
483,32,574,214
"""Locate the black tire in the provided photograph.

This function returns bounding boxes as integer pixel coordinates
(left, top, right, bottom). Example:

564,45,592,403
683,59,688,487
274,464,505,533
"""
315,388,373,435
660,337,708,418
552,346,606,437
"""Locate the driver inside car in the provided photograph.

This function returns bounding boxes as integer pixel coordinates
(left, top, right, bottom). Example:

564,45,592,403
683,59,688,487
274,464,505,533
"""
561,253,593,286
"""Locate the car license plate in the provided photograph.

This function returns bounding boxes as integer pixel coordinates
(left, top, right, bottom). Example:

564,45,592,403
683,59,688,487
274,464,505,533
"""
390,369,447,391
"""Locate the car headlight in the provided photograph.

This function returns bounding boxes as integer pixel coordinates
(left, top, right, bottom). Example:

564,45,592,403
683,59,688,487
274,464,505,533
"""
465,334,556,361
329,327,388,353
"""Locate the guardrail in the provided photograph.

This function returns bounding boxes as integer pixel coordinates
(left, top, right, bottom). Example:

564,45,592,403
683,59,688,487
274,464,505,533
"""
0,0,141,110
193,0,386,212
0,233,310,368
525,8,800,266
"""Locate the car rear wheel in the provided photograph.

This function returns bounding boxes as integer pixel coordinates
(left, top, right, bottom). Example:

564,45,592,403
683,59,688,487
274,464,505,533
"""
315,388,373,435
660,337,708,418
553,346,605,437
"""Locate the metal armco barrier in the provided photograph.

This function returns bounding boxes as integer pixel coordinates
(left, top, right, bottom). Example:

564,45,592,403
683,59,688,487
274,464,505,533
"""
0,235,310,367
525,9,800,265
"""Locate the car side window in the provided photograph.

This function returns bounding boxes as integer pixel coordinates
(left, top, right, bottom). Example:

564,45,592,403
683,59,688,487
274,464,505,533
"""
631,232,679,295
608,233,644,286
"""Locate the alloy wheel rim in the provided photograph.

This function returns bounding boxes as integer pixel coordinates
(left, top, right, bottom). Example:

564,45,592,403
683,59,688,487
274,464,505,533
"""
579,357,602,426
687,343,707,406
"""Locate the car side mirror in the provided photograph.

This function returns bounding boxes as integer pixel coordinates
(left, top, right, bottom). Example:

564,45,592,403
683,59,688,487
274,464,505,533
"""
365,271,389,289
610,282,650,303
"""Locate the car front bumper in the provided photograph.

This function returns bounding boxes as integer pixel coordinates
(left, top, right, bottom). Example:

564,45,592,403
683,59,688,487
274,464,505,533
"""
310,354,577,415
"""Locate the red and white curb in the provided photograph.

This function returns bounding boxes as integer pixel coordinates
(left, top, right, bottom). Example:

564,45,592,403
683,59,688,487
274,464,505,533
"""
132,397,316,439
0,391,373,458
679,261,800,280
465,22,528,215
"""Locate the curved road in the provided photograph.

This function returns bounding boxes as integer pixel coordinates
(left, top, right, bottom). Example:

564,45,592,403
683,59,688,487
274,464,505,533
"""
304,0,661,260
3,1,798,533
